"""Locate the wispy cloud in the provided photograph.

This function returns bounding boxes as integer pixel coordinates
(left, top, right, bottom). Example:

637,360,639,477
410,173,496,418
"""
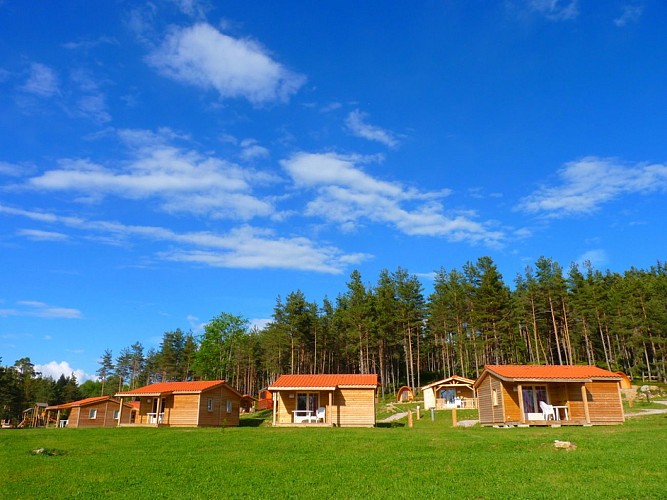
575,249,609,269
0,204,370,274
517,157,667,217
614,4,643,27
26,128,276,220
17,229,70,241
345,110,400,148
282,152,504,245
0,300,82,319
20,63,59,97
147,23,306,105
526,0,578,21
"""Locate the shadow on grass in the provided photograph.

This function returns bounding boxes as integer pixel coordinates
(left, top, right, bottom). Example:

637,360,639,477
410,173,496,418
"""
376,422,405,428
239,418,267,427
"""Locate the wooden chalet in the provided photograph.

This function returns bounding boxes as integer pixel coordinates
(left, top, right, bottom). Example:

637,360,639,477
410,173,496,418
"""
268,374,378,427
45,396,133,428
115,380,242,427
421,375,477,410
474,365,625,426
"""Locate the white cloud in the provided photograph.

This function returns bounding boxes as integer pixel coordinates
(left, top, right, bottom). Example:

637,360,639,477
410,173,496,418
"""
526,0,578,21
517,157,667,217
614,5,643,27
0,161,30,177
345,110,400,148
34,361,96,382
0,204,370,274
147,23,306,104
26,128,275,220
17,229,70,241
0,300,82,319
160,225,370,274
282,152,504,245
575,249,609,269
249,318,271,331
21,63,59,97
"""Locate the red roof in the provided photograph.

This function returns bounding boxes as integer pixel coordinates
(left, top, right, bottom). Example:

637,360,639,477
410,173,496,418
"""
268,374,378,390
46,396,128,410
480,365,622,383
115,380,237,397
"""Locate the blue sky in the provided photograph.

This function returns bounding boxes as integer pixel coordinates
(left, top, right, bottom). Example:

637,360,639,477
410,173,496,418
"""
1,0,666,382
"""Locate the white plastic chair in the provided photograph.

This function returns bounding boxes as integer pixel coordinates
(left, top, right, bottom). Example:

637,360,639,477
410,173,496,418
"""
539,401,555,420
312,407,325,423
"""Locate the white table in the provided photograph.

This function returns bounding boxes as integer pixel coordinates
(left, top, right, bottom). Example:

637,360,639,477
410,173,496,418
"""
552,405,569,421
292,410,314,423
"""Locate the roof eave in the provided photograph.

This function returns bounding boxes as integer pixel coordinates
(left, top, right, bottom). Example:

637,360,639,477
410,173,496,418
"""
268,386,337,391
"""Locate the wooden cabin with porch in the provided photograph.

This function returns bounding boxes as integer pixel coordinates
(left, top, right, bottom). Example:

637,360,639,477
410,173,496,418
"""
115,380,242,427
422,375,477,410
45,396,133,428
474,365,625,426
268,374,378,427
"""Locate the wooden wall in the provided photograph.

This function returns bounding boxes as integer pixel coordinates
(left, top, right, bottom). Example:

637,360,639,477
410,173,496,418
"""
332,388,376,427
70,401,131,428
476,376,507,425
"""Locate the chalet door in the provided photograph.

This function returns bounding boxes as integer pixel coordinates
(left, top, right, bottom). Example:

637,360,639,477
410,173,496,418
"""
522,386,547,413
297,393,319,412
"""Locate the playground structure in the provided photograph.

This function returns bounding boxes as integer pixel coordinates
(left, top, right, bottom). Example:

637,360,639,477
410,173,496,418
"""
17,403,54,428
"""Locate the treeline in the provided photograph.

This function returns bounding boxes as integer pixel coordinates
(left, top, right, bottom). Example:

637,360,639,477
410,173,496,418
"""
3,256,666,419
93,256,667,398
0,357,83,422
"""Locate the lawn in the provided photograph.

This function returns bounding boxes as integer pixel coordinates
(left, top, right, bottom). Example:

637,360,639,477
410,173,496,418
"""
1,410,666,499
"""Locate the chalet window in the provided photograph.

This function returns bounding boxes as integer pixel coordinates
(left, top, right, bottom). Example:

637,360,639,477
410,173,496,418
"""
89,409,97,419
492,389,499,406
207,399,213,412
113,410,120,419
522,385,548,413
226,400,232,413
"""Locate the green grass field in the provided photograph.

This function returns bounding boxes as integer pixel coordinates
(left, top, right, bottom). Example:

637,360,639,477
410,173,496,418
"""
1,409,666,499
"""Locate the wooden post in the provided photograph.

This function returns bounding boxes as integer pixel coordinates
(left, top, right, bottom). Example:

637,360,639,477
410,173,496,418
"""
117,397,123,427
407,410,413,428
581,384,591,424
517,384,525,424
416,406,421,420
155,396,162,427
452,407,457,427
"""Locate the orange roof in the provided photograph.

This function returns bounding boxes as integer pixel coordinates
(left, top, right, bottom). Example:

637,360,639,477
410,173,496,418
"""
478,365,622,384
46,396,129,410
268,374,378,390
115,380,238,397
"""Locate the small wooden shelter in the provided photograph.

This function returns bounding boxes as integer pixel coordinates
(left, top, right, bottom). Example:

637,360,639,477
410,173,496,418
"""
256,388,273,410
45,396,134,428
240,394,257,414
614,371,633,389
269,374,378,427
396,386,414,402
422,375,476,409
115,380,242,427
474,365,625,426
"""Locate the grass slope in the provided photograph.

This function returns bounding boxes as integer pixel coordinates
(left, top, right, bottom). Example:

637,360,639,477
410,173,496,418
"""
1,411,666,499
